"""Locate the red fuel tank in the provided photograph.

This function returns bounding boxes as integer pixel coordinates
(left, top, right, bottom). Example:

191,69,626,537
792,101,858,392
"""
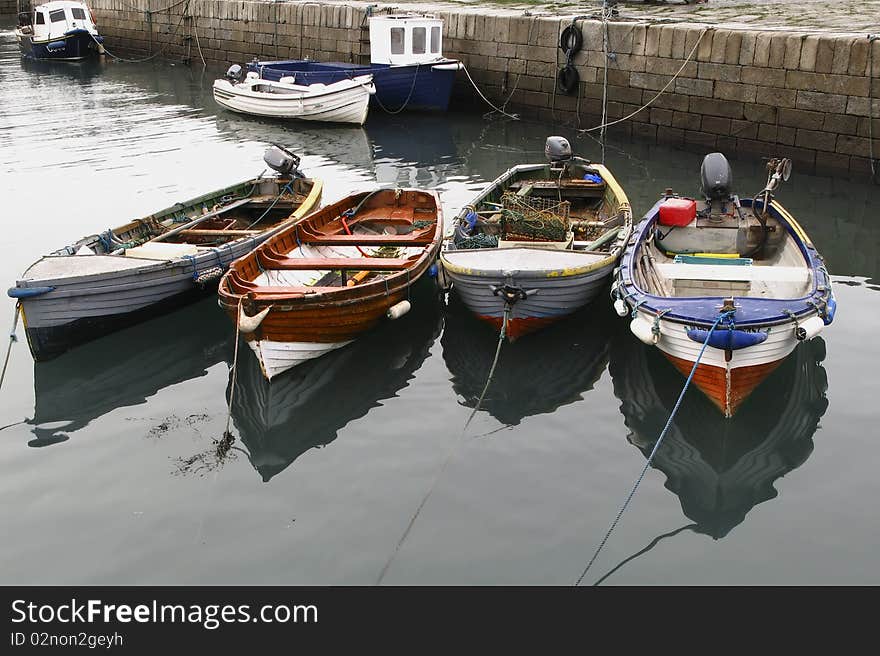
658,198,697,227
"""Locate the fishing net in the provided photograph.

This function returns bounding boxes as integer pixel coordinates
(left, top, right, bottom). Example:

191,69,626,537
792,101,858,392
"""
500,193,570,242
456,234,499,249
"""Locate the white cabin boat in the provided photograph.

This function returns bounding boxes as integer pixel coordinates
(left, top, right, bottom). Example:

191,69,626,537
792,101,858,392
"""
15,1,104,61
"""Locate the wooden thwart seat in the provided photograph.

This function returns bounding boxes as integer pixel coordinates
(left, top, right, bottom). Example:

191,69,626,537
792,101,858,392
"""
258,253,415,270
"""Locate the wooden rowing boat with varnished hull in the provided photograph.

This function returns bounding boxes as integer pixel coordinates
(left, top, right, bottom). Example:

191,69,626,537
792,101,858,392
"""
218,188,443,380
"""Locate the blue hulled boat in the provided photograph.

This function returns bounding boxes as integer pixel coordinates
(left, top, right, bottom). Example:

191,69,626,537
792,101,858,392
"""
248,14,462,113
15,1,104,61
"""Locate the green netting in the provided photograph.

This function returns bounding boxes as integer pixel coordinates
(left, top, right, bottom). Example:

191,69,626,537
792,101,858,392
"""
500,193,570,242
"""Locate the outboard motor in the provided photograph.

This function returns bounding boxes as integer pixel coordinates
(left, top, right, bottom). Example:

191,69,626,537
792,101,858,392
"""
700,152,733,201
263,145,302,177
545,136,572,164
226,64,243,83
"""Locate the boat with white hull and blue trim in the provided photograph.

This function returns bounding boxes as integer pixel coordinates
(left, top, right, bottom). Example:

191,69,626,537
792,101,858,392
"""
613,153,836,417
247,14,461,113
15,1,104,61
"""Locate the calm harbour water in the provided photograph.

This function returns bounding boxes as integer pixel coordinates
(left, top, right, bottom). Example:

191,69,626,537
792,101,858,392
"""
2,21,879,585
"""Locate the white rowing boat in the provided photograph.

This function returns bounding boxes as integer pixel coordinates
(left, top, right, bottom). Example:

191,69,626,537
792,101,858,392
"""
213,68,375,125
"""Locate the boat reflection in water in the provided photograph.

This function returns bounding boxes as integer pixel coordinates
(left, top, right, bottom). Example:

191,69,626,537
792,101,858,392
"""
442,295,615,426
609,332,829,538
227,284,443,482
29,299,232,447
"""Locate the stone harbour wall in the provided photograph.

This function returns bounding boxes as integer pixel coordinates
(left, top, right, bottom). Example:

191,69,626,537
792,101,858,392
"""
63,1,880,178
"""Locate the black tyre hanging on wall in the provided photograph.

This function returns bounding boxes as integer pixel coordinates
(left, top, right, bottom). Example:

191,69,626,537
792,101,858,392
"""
559,25,583,56
557,64,580,95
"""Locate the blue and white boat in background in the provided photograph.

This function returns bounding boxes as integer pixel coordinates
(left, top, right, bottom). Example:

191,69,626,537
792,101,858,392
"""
248,14,462,113
15,0,104,61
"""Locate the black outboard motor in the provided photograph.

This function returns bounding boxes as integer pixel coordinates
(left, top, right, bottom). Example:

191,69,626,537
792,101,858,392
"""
545,136,572,164
700,152,733,201
226,64,243,83
263,145,302,177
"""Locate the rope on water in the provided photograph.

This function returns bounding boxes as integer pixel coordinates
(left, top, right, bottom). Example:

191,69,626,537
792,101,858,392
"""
463,304,510,432
574,309,733,586
578,27,710,135
224,298,243,439
376,303,511,585
0,304,21,394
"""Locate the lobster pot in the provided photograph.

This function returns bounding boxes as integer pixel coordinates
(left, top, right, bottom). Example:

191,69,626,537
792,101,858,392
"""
500,193,570,242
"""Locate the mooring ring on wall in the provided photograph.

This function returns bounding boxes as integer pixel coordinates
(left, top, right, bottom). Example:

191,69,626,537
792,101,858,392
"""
557,64,580,95
559,25,583,56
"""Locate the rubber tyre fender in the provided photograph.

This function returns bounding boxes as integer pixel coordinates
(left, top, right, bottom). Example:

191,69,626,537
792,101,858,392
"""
559,25,583,56
557,64,580,95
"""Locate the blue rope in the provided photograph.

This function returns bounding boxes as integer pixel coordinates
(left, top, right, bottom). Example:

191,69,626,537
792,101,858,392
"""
182,254,198,280
575,309,735,586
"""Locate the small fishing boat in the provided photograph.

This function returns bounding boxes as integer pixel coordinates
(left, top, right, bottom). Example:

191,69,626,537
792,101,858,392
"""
439,136,633,340
218,187,443,380
248,14,462,113
9,146,322,361
15,1,104,61
213,67,376,125
613,153,836,417
609,330,828,538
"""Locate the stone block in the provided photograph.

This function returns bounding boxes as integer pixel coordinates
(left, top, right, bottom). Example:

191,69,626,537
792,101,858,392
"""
724,31,742,65
741,66,786,87
658,25,675,58
836,135,870,157
754,32,772,67
675,77,714,97
848,96,880,117
768,34,787,68
701,115,731,135
689,97,744,119
739,33,756,66
783,35,804,70
633,123,658,141
714,81,757,103
799,35,819,72
650,107,674,126
730,119,758,140
815,37,835,74
609,22,635,55
607,84,643,104
786,70,870,96
796,91,847,113
823,113,860,135
848,38,869,76
709,29,728,63
630,71,672,91
698,62,741,82
778,107,825,131
645,25,661,57
685,130,717,148
697,27,714,61
650,92,691,112
795,128,837,152
646,57,698,78
857,117,880,138
756,86,797,109
631,24,648,56
744,104,777,124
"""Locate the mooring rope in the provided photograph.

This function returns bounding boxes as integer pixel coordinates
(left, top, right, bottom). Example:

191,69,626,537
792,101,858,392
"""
579,27,710,135
574,309,733,586
372,64,420,115
869,34,878,181
593,523,698,585
460,62,520,120
224,298,244,439
463,304,511,432
376,303,512,584
0,304,21,394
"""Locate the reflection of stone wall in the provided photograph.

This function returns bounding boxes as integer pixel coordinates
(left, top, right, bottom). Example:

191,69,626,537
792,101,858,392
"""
83,1,880,179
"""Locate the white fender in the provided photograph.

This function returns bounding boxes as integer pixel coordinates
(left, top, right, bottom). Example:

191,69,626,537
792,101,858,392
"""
238,306,271,333
630,316,658,345
386,300,411,320
796,316,824,341
613,298,629,317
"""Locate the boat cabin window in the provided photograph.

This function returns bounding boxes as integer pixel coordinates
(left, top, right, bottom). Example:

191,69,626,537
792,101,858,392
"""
390,27,405,55
71,7,86,20
49,9,66,22
412,27,426,54
430,26,440,53
35,11,45,24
